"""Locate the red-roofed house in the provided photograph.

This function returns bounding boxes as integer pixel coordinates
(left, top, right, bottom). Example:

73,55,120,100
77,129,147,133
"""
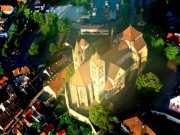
42,123,54,134
57,129,66,135
1,5,14,14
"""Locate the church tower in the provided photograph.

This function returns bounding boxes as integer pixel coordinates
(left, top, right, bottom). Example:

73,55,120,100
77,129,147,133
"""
89,52,105,102
72,40,86,71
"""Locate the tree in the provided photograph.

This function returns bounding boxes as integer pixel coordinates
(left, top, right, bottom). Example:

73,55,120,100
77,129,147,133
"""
72,0,88,5
136,72,162,95
89,105,115,133
65,63,74,82
1,48,8,58
64,18,72,28
49,43,58,54
32,12,45,25
175,55,180,65
0,63,4,76
151,37,164,51
41,23,50,36
9,25,18,39
164,46,179,60
57,19,67,33
28,42,39,56
32,122,41,132
0,11,3,17
24,8,31,19
46,12,58,25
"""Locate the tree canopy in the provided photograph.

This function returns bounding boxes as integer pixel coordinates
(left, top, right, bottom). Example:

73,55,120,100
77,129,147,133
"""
32,12,45,25
0,63,4,76
49,43,58,54
72,0,88,5
65,63,74,82
175,55,180,65
56,112,92,135
89,105,118,134
28,42,39,56
136,72,162,95
151,37,164,51
24,8,31,19
164,46,179,60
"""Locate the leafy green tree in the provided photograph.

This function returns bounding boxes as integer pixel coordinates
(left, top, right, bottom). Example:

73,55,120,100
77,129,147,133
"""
121,3,132,17
49,43,58,54
24,8,31,19
72,0,88,5
9,25,18,39
32,122,41,131
164,46,179,60
65,63,74,82
1,48,7,58
0,11,3,17
136,72,162,95
28,42,39,56
175,55,180,65
64,18,72,28
32,12,45,25
46,12,58,25
89,105,115,133
57,112,92,135
0,63,4,76
41,23,50,36
151,37,164,51
57,19,67,33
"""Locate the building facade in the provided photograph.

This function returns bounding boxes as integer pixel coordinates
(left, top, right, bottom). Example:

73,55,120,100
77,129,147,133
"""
68,26,148,107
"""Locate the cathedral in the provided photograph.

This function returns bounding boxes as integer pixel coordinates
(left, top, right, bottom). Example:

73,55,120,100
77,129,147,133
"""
67,26,148,107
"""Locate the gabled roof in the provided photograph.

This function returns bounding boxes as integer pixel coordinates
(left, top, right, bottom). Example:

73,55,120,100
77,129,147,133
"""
70,61,91,87
19,66,30,75
119,26,142,41
119,57,134,70
107,62,121,80
123,116,156,135
103,41,129,64
134,37,147,51
1,6,13,12
104,78,113,89
79,39,88,47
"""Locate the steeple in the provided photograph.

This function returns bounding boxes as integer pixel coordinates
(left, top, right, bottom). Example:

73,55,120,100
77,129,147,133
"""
74,40,83,54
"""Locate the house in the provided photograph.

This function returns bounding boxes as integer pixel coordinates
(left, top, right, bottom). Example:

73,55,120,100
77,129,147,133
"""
1,5,14,14
136,12,148,26
0,76,9,89
34,0,45,12
123,116,156,135
31,86,57,106
169,95,180,113
0,95,23,133
80,25,110,35
166,33,180,45
67,26,148,107
17,0,27,4
42,123,54,134
12,66,30,77
57,129,66,135
0,17,14,38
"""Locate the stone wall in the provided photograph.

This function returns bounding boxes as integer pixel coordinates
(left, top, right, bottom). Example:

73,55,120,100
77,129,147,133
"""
65,87,98,135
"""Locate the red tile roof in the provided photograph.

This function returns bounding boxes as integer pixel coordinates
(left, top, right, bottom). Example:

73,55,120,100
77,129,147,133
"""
43,123,54,133
1,6,12,12
58,129,66,135
119,26,142,41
